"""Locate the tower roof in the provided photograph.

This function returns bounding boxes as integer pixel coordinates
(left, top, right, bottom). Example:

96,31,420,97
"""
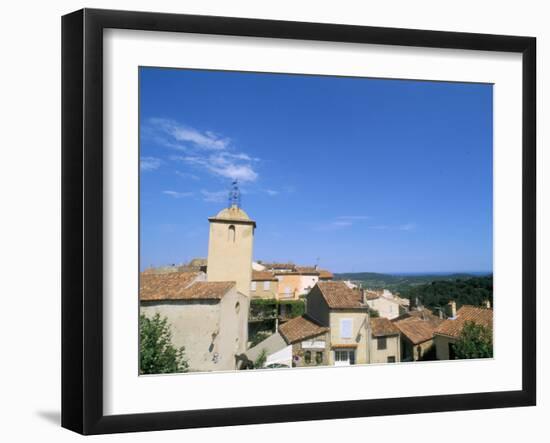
208,204,256,227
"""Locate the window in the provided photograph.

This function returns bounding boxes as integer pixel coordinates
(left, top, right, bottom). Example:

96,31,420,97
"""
336,349,356,365
304,351,311,364
250,281,257,291
263,281,270,291
285,287,292,295
315,351,323,365
235,301,240,313
387,356,396,363
377,336,387,350
228,225,236,242
340,319,353,339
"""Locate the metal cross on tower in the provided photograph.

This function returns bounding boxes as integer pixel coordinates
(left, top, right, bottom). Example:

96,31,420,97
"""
228,179,241,208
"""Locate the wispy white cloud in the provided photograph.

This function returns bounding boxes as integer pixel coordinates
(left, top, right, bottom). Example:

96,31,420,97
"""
149,118,229,151
265,189,279,196
312,216,415,233
398,223,416,231
162,190,194,199
367,223,416,231
140,156,161,171
179,153,258,183
201,189,228,203
147,118,260,183
313,218,359,232
369,225,390,230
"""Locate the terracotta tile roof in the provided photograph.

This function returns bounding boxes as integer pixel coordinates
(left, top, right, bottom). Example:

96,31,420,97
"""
316,281,365,309
295,266,320,275
279,315,329,344
365,291,380,300
392,309,443,344
251,270,277,281
370,317,400,337
394,318,439,344
435,305,493,339
331,343,358,349
406,309,443,327
318,269,333,279
140,272,234,301
264,263,296,271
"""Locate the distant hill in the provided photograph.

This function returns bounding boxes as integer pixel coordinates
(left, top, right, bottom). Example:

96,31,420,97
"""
334,272,493,311
333,272,484,290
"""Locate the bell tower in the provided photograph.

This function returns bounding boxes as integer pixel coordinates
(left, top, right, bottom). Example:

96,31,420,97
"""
206,181,255,296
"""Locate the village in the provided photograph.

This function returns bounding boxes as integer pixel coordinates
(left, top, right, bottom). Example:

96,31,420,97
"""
139,194,493,373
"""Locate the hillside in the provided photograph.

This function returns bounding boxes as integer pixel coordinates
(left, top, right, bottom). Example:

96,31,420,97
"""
334,272,493,311
333,272,483,292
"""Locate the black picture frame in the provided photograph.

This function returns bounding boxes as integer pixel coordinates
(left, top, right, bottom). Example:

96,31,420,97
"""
62,8,536,435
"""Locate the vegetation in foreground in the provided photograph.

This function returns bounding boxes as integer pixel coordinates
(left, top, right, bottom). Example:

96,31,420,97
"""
140,313,189,374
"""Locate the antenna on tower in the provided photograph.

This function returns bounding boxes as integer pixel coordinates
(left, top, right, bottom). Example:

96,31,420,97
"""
228,179,241,208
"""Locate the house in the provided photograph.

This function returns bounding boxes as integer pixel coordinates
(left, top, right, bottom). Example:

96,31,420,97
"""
393,309,443,361
365,289,409,320
318,269,334,281
140,271,249,372
295,266,321,295
433,303,493,360
267,264,334,299
243,331,292,368
369,317,401,363
263,262,296,273
252,261,267,271
250,270,278,299
279,315,330,367
306,281,369,366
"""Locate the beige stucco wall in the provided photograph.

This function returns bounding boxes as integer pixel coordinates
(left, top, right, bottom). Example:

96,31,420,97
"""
297,274,319,296
328,310,369,365
276,274,302,300
207,220,254,297
367,297,402,319
140,286,249,372
250,279,278,299
434,334,456,360
369,334,400,364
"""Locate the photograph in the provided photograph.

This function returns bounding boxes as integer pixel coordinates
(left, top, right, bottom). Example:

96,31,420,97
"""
138,66,494,375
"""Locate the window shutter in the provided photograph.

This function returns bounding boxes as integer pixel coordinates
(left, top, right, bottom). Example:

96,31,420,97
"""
340,319,353,338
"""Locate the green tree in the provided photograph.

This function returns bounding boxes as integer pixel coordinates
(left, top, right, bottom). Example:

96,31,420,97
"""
453,321,493,359
140,313,189,374
253,349,267,369
368,307,380,318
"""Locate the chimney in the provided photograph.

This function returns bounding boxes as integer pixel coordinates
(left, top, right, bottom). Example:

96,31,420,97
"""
448,300,457,318
438,308,444,319
483,299,491,309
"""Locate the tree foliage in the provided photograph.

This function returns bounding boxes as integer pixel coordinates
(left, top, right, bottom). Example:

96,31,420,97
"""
140,313,189,374
400,276,493,311
453,321,493,359
368,307,380,318
253,349,267,369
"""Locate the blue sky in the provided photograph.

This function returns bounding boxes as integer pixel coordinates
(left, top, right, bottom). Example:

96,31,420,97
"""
139,67,493,274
